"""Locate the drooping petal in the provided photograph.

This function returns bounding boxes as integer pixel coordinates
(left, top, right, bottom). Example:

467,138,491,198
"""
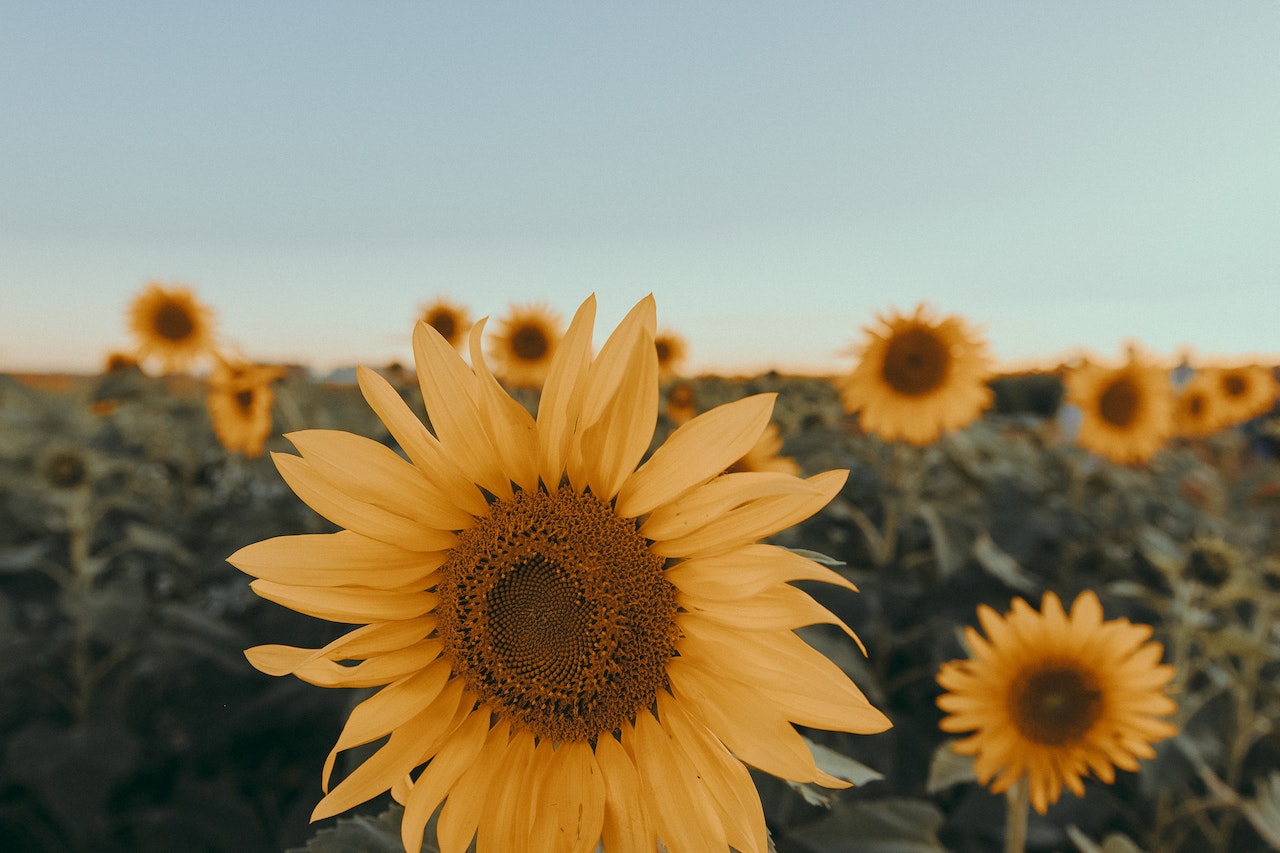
273,453,457,552
616,393,777,518
528,740,606,853
228,530,444,589
629,708,726,853
286,429,476,531
400,707,492,853
596,732,655,853
663,542,858,600
436,717,511,853
249,579,438,623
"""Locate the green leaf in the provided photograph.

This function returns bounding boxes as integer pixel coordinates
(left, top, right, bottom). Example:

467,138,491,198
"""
286,804,418,853
971,532,1040,594
1241,770,1280,849
783,546,846,567
789,797,948,853
1065,825,1147,853
925,740,977,794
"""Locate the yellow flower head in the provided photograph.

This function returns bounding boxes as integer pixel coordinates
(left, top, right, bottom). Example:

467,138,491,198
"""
417,297,471,350
126,282,218,373
665,380,698,426
654,328,689,381
230,294,890,853
1065,352,1173,465
936,590,1177,814
839,304,993,445
206,358,286,458
1173,372,1226,438
487,302,563,388
1208,364,1278,428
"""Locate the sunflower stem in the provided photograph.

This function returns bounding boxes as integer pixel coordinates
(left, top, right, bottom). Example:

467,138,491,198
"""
1005,776,1030,853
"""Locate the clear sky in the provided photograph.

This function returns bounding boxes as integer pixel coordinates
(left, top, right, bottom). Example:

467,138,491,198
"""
3,3,1278,376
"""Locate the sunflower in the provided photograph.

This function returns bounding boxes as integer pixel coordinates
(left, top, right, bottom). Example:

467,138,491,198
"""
487,302,563,388
665,380,698,426
838,304,993,445
1209,364,1278,428
1064,353,1173,465
206,358,286,457
418,297,471,350
127,282,218,373
230,295,890,853
1172,372,1225,438
936,590,1177,815
654,328,689,381
728,423,801,477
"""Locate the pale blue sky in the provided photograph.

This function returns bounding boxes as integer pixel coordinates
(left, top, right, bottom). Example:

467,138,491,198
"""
3,3,1278,375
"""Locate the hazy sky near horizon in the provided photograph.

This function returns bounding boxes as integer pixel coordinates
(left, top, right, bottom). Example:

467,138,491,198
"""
3,3,1278,375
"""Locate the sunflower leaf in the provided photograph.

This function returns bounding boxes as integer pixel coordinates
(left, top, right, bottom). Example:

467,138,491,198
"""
783,546,846,567
803,735,883,786
1241,770,1280,849
788,797,947,853
1065,826,1147,853
925,740,977,794
971,532,1041,594
286,804,417,853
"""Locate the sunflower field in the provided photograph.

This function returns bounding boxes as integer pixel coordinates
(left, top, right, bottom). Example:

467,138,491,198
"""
3,292,1280,853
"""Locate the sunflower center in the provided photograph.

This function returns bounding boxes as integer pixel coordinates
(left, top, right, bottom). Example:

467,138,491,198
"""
1099,376,1140,427
437,486,678,743
881,327,950,396
234,388,255,414
511,324,549,362
1186,394,1204,418
1222,373,1247,398
1010,665,1102,745
153,300,196,341
428,311,456,342
655,339,671,364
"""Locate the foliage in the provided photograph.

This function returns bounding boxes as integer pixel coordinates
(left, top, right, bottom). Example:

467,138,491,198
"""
2,368,1278,852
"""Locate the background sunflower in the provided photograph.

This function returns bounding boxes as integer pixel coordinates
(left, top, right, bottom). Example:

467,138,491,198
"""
1066,353,1173,465
126,282,219,373
486,302,563,388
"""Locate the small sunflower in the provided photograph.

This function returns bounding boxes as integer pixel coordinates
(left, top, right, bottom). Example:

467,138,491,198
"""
936,590,1177,814
206,358,286,457
1065,353,1173,465
839,304,993,445
665,380,698,426
487,302,563,388
127,282,218,373
1209,364,1278,428
654,328,689,381
1172,372,1225,438
230,294,890,853
417,297,471,350
728,422,801,477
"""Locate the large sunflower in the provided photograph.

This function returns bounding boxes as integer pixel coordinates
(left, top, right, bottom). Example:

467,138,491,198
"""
936,590,1177,815
417,297,471,351
488,302,563,388
230,295,890,853
838,304,993,445
206,358,287,457
1209,363,1278,428
127,282,218,373
1064,353,1173,465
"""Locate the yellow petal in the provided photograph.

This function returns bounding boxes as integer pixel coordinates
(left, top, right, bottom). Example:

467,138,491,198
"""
629,708,726,853
666,657,847,787
400,707,492,853
356,366,489,517
529,740,606,853
659,693,768,853
286,429,475,531
678,582,864,649
312,677,466,821
290,639,442,689
649,470,847,558
228,530,444,589
476,729,537,853
597,732,655,853
466,318,540,492
537,295,596,487
273,453,456,552
323,658,454,790
663,542,858,600
437,717,511,853
616,394,776,518
250,579,438,623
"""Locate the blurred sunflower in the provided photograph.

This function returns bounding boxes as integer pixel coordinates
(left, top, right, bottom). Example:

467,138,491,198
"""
728,422,801,477
206,358,286,457
1172,372,1225,438
417,297,471,350
1210,364,1278,428
937,590,1177,815
654,328,689,381
1065,353,1173,465
665,380,698,425
230,294,890,853
839,304,993,445
487,303,563,388
127,282,218,373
